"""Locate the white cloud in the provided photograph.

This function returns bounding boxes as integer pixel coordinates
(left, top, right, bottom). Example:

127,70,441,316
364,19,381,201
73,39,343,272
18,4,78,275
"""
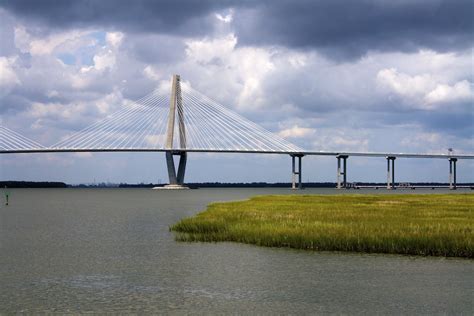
144,134,166,146
232,47,275,109
381,50,472,80
156,79,172,95
332,136,369,149
186,33,275,110
93,49,116,71
29,101,86,120
13,27,30,53
401,132,441,147
288,53,308,68
310,129,370,152
94,89,124,114
215,12,233,23
71,72,91,89
0,56,20,96
46,90,59,98
143,65,160,81
25,89,127,135
377,68,435,98
377,67,473,108
184,33,275,110
185,33,237,64
106,32,124,48
76,48,116,85
278,125,315,138
424,80,472,104
14,26,89,56
397,131,466,154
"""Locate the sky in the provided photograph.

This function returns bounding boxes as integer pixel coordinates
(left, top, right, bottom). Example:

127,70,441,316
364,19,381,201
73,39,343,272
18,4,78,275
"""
0,0,473,184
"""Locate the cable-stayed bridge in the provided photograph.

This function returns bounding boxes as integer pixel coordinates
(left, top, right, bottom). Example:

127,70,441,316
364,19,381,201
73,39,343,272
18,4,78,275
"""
1,75,473,189
1,126,46,151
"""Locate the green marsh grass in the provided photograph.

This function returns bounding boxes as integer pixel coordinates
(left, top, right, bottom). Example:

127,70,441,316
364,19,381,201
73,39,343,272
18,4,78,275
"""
171,194,474,257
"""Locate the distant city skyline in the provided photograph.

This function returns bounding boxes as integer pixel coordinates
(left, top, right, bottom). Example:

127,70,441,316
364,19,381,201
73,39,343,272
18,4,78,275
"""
1,0,473,183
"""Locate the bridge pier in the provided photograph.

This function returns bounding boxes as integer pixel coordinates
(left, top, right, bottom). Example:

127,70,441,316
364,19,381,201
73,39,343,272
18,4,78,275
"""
386,156,396,189
291,154,304,189
165,151,187,187
449,158,457,190
336,155,348,189
177,152,187,184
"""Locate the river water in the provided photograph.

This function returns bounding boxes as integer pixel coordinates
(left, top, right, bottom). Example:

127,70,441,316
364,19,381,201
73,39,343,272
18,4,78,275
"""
0,188,472,314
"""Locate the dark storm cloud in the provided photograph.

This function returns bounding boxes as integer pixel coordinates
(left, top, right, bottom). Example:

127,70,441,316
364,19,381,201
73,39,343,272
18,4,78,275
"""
418,108,474,138
0,9,16,55
1,0,471,59
364,102,474,139
0,0,235,35
0,94,31,114
124,34,186,64
234,0,473,59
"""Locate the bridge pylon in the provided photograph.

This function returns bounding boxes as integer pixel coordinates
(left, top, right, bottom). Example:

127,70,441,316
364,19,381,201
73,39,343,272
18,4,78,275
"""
160,74,189,189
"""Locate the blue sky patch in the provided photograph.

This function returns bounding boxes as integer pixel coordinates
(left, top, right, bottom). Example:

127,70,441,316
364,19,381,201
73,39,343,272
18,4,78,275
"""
57,53,75,65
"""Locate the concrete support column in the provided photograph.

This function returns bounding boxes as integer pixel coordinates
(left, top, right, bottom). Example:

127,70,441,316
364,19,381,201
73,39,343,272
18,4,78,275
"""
343,156,347,188
449,159,452,189
298,155,302,189
337,157,342,189
165,151,187,186
386,156,396,189
386,158,390,189
166,151,178,185
292,155,296,189
336,155,348,189
449,158,457,190
176,152,187,184
291,154,304,189
392,158,395,189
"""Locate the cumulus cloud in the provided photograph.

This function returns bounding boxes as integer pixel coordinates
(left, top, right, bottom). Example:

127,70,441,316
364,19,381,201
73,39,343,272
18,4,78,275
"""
29,101,82,120
183,33,276,110
143,65,160,81
92,50,116,71
278,125,315,138
377,68,473,109
377,68,436,98
14,26,90,56
25,88,127,139
398,130,474,155
13,26,29,52
106,32,124,48
401,132,442,148
185,34,237,64
310,129,370,152
0,56,20,96
424,81,472,104
215,10,233,23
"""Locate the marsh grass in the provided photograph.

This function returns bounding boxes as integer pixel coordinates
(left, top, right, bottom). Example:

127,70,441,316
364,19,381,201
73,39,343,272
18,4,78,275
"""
171,194,473,257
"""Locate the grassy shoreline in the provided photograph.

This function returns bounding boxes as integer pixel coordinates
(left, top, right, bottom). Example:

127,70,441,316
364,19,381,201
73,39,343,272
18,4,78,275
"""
171,194,473,258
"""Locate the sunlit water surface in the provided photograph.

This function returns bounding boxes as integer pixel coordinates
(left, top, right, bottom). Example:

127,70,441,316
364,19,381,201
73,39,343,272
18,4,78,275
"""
0,188,472,313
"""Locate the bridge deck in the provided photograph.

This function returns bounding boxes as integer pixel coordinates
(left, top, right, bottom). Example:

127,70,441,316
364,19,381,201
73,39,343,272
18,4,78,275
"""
1,148,473,159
